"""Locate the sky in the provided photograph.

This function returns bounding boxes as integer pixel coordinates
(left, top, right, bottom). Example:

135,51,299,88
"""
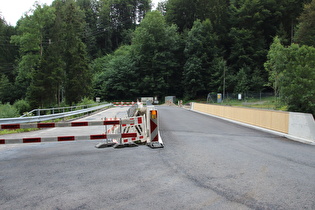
0,0,162,26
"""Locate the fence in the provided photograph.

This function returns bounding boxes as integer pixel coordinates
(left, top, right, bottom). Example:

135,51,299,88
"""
207,92,275,103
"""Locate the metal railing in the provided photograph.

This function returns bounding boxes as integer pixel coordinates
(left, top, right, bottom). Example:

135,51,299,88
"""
20,103,108,117
0,103,113,125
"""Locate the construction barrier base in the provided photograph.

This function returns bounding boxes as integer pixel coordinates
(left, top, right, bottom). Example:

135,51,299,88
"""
147,142,164,149
113,142,138,149
95,142,116,148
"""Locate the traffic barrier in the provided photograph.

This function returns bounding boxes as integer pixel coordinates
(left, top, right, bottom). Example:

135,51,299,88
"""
121,116,146,144
0,107,164,148
113,102,136,107
0,119,134,131
0,133,137,145
0,118,137,145
146,106,164,148
104,116,146,147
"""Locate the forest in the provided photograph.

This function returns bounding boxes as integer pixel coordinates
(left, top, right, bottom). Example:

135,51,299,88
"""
0,0,314,116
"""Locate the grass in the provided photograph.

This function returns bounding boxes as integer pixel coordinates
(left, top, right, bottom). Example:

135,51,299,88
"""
185,96,288,111
0,128,39,135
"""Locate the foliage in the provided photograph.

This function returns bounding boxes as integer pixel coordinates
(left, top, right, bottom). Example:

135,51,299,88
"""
0,17,18,82
132,11,182,97
0,0,314,115
280,44,315,115
76,97,96,107
264,37,286,97
0,103,19,118
265,38,315,115
295,0,315,47
13,99,31,115
183,19,218,99
0,75,15,103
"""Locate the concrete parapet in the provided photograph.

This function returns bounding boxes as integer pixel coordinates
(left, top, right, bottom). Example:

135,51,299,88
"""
191,103,315,145
289,112,315,143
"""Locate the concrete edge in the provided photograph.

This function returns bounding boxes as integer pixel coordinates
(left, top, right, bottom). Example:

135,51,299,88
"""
158,131,164,146
190,109,315,146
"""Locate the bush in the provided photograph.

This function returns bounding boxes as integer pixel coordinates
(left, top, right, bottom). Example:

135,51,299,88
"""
13,99,31,115
77,97,95,106
0,103,19,118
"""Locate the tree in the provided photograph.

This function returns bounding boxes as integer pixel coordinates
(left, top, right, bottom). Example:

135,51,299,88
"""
183,19,218,98
0,17,18,83
265,37,315,115
264,37,287,97
0,75,14,103
183,56,203,98
295,0,315,47
0,17,18,103
132,11,182,97
165,0,198,31
11,3,56,103
280,44,315,115
97,0,151,53
165,0,230,31
77,0,100,59
62,0,92,104
234,66,249,94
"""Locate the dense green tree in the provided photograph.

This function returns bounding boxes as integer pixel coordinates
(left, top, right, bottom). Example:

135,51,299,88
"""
280,0,312,45
62,0,92,105
295,0,315,47
264,37,287,97
183,56,204,98
0,17,18,103
183,19,218,98
165,0,198,31
234,66,249,94
280,44,315,114
0,17,18,82
77,0,100,58
165,0,229,33
11,4,56,102
265,37,315,115
0,75,14,103
132,11,182,97
97,0,151,53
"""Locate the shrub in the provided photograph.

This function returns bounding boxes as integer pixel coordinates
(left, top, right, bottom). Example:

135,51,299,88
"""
0,103,19,118
13,99,31,115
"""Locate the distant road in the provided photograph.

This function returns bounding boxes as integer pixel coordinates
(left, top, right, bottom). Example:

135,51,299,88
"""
0,106,314,209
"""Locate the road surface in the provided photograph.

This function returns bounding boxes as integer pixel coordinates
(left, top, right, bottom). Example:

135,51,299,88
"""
0,106,314,209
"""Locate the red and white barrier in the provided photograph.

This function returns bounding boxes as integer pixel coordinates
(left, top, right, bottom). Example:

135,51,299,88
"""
0,119,134,131
147,107,164,148
113,102,136,107
0,133,137,145
106,116,146,144
1,108,164,149
121,116,146,143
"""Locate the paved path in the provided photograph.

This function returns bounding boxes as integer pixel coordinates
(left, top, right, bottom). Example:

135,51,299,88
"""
0,106,314,209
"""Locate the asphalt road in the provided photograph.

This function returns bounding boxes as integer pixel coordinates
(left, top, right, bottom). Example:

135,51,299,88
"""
0,106,314,210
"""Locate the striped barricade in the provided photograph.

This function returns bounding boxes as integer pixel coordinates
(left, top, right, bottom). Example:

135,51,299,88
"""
0,118,137,145
106,116,147,146
113,102,136,107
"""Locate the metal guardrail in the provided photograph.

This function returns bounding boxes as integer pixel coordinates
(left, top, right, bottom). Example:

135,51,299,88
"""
0,103,113,125
20,103,107,117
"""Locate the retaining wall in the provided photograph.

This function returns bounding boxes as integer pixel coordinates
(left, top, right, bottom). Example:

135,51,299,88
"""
191,103,315,144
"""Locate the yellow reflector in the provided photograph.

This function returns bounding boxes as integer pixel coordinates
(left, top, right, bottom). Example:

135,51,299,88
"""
151,110,157,119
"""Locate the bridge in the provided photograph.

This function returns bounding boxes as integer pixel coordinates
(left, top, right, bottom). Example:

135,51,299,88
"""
0,104,314,209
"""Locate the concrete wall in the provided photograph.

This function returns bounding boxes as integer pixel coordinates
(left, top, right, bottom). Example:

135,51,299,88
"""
289,112,315,142
191,103,315,144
